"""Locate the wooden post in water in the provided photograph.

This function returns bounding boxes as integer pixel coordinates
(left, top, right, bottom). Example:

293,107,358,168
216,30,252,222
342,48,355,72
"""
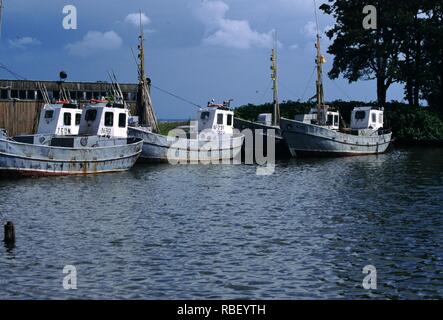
4,221,15,244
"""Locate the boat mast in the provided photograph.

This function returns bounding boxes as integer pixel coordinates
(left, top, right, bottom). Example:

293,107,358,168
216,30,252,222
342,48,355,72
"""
136,11,159,132
271,32,280,126
314,0,326,124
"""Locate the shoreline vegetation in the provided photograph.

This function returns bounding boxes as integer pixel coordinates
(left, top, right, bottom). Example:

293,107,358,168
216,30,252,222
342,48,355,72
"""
158,101,443,146
234,101,443,146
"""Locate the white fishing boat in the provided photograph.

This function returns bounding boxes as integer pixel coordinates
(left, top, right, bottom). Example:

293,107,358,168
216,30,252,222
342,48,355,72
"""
128,17,243,163
279,5,392,157
0,93,143,177
129,101,244,163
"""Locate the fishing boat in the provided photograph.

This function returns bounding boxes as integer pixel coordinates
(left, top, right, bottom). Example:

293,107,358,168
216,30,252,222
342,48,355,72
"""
0,97,143,177
279,6,392,157
234,37,291,158
129,100,244,163
128,17,244,163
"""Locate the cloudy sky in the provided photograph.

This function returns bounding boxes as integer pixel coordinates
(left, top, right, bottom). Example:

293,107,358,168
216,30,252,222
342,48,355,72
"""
0,0,404,118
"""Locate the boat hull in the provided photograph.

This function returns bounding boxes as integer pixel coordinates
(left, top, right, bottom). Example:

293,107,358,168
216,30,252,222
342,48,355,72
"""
280,118,392,157
128,127,244,163
233,117,291,158
0,133,143,177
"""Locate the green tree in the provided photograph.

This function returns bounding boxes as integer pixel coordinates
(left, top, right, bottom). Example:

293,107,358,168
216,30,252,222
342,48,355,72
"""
321,0,443,112
320,0,401,107
420,0,443,114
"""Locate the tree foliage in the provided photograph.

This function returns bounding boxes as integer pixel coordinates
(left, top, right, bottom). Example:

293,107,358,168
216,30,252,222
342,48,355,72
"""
320,0,443,112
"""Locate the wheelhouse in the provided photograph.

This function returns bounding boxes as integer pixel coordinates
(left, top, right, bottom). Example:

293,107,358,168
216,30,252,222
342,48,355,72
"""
79,101,129,138
197,102,234,135
37,102,82,135
351,107,384,130
295,108,340,130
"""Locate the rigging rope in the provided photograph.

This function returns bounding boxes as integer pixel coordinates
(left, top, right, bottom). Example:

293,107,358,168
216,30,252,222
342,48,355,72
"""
278,80,299,99
150,84,202,109
330,79,352,100
300,66,316,101
0,63,27,80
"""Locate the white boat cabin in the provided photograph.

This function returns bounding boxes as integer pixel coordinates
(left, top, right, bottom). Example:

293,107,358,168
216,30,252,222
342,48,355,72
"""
197,102,235,136
351,107,384,130
257,113,273,126
295,108,340,130
37,102,82,135
79,101,129,138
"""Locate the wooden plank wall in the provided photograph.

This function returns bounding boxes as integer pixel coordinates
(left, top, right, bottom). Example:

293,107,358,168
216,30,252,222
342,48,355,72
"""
0,100,41,136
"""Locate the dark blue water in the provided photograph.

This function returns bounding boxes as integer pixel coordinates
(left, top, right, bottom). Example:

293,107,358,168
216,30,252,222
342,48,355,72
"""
0,147,442,299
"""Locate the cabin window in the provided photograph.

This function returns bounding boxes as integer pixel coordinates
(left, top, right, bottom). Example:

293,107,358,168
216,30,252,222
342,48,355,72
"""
118,113,127,128
227,114,233,126
200,111,210,120
64,113,71,126
217,114,224,125
75,114,81,126
355,111,366,120
85,109,97,121
379,114,383,124
327,114,334,126
105,112,114,127
334,115,339,126
372,113,377,123
44,110,54,119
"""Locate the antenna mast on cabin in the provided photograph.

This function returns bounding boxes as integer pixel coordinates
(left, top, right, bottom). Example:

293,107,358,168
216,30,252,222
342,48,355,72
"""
271,32,280,126
313,0,327,125
136,11,159,133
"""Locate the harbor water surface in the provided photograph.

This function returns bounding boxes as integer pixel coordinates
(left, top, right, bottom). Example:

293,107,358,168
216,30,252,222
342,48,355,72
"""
0,147,442,299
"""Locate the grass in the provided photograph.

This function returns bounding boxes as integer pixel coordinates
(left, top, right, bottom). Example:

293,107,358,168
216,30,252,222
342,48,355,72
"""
157,121,189,135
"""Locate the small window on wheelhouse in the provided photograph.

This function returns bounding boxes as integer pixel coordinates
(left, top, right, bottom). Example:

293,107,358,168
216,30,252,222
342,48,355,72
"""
85,109,97,121
44,110,54,119
227,114,233,126
75,114,81,125
355,111,366,120
105,112,114,127
372,113,377,123
201,111,210,120
64,113,71,126
327,114,333,125
118,113,126,128
379,114,383,124
217,114,224,125
334,115,339,126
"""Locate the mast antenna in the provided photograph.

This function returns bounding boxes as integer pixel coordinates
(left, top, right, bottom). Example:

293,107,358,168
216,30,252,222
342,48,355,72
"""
271,31,280,126
135,10,159,132
313,0,326,124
